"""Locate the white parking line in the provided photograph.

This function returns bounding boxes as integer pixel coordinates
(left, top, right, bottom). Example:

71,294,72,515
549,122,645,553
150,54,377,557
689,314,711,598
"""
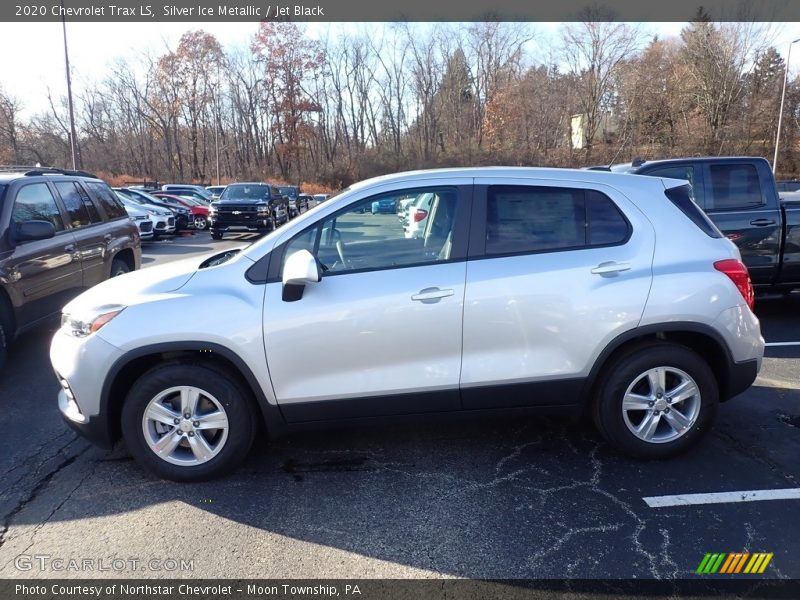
764,341,800,347
643,488,800,508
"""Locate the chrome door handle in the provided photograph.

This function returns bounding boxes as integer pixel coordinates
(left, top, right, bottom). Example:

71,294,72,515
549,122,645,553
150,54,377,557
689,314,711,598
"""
749,219,776,227
411,287,454,303
591,261,631,275
64,244,76,252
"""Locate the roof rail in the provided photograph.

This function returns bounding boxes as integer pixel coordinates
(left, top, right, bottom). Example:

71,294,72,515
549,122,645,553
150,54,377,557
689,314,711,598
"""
0,165,99,178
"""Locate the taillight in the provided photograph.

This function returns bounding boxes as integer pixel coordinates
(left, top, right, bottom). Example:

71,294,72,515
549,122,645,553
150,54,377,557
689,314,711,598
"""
714,259,755,310
414,209,428,223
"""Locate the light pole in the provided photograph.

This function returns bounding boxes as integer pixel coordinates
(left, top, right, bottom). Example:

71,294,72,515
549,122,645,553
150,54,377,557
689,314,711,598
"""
773,37,800,175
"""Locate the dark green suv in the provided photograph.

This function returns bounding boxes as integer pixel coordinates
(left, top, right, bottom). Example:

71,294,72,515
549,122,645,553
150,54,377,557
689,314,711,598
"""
0,166,141,368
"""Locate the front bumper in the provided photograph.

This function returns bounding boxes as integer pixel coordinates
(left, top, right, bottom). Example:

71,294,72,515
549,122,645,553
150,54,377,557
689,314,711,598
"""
58,390,114,448
51,328,124,447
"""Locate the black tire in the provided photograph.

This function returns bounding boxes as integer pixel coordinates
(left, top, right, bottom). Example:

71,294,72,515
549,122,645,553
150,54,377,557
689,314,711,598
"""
121,362,257,481
211,231,223,240
592,342,718,459
194,216,208,230
110,258,131,277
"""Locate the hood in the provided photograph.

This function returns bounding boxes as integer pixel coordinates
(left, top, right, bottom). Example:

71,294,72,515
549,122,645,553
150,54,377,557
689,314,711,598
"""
62,254,207,315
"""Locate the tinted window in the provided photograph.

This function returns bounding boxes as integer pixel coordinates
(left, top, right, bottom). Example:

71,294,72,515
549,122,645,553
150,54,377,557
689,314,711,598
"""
12,183,65,232
644,165,697,202
54,181,99,228
283,188,458,274
221,185,273,200
708,164,763,210
664,184,722,238
86,182,127,219
587,191,630,245
486,186,585,255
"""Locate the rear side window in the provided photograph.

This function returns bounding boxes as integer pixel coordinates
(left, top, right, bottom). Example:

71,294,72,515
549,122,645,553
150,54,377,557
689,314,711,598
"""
54,181,100,228
708,164,763,210
587,191,629,245
485,186,630,255
12,183,65,232
85,182,127,219
664,184,722,238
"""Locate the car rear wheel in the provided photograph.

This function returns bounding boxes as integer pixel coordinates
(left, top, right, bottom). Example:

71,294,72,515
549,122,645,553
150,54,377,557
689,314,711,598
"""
121,363,256,481
211,231,223,240
593,342,718,458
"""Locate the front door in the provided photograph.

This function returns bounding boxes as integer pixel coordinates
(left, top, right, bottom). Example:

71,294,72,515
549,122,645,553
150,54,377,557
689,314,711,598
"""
263,182,472,422
4,182,83,328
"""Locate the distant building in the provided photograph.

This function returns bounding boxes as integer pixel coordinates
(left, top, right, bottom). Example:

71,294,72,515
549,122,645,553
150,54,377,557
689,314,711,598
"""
570,111,619,150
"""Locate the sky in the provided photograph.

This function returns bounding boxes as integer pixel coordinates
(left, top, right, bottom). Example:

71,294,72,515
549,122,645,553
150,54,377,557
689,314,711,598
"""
1,21,800,118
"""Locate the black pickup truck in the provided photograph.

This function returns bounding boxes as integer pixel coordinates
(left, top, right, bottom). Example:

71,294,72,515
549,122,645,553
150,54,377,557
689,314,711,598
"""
600,157,800,293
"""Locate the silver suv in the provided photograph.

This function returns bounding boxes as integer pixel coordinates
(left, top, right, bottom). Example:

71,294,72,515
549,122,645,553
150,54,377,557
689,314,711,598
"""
50,168,764,480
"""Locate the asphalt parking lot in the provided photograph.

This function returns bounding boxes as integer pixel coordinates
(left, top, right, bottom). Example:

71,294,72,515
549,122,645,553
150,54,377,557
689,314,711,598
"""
1,230,799,580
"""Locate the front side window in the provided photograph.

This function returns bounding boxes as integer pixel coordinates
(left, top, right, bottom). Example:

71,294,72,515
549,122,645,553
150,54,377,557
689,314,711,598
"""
12,183,65,232
485,185,629,255
282,187,459,275
708,164,763,210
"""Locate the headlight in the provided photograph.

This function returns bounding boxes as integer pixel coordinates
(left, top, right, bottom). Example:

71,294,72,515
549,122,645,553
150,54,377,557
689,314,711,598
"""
257,205,270,214
209,206,217,215
61,305,126,338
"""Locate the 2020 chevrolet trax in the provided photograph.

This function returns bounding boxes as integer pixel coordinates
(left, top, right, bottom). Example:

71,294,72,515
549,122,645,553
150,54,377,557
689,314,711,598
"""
50,168,764,480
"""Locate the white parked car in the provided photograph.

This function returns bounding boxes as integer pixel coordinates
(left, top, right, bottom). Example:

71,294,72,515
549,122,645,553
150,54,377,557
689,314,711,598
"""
52,167,763,481
118,196,154,241
404,192,435,238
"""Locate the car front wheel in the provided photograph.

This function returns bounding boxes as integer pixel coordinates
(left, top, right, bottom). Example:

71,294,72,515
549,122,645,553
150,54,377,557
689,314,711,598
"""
194,215,208,230
593,342,718,459
121,363,256,481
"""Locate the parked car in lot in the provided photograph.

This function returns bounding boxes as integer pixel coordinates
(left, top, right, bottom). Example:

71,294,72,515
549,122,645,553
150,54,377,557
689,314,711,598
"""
0,166,141,368
312,194,330,206
147,192,195,231
51,167,763,480
114,188,177,236
276,185,307,218
209,182,289,239
161,184,213,203
404,191,435,238
117,195,154,241
206,185,226,199
298,194,315,210
371,197,397,214
153,193,210,230
596,157,800,293
776,180,800,192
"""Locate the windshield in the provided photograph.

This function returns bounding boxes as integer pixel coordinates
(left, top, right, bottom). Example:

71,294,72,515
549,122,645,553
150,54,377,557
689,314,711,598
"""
220,184,271,200
277,186,298,198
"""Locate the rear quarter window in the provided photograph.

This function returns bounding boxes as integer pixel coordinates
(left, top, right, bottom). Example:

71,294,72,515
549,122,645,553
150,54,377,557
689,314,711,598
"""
664,184,722,238
85,182,127,219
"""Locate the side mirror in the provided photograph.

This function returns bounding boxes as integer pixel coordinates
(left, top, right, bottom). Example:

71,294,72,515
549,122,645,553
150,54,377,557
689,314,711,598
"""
16,220,56,242
282,249,320,302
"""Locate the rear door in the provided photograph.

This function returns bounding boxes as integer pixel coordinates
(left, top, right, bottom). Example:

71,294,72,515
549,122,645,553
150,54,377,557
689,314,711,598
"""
52,180,107,288
262,180,472,422
461,178,655,409
700,161,781,285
